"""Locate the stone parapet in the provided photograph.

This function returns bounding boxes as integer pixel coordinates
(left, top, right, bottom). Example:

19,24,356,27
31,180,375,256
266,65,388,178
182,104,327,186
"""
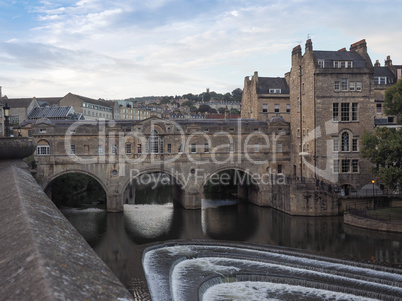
0,161,133,300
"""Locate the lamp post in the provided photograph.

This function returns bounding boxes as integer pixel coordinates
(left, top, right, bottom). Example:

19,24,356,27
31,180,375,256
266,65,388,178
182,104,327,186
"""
17,125,22,137
372,179,375,210
3,102,10,137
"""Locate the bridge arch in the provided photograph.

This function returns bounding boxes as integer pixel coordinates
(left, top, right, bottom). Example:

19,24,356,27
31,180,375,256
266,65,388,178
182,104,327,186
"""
121,167,186,205
43,170,110,208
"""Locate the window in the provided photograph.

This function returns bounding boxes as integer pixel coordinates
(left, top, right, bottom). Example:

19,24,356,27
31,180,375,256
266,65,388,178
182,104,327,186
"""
160,137,164,153
352,139,358,152
37,145,50,155
275,104,280,113
144,138,149,153
137,144,142,154
341,132,349,151
297,128,301,137
388,116,395,123
286,104,290,113
352,159,359,172
204,143,209,153
229,143,234,153
178,144,183,154
40,128,47,133
356,82,362,91
334,81,340,91
374,77,387,85
376,103,382,114
349,81,355,91
341,78,348,91
318,60,325,68
333,103,339,121
352,103,358,121
112,145,117,155
98,145,103,155
333,61,341,68
333,160,339,173
341,103,350,121
191,143,196,153
269,89,281,93
167,144,172,154
126,144,132,154
297,97,300,112
333,137,339,152
277,143,283,152
277,165,282,174
254,143,259,152
70,145,76,155
341,159,350,173
150,130,158,154
262,104,268,113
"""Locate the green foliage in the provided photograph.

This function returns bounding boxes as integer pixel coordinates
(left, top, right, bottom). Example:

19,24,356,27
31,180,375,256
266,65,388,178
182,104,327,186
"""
181,100,194,107
361,127,402,190
218,107,226,114
159,96,171,105
198,104,212,113
231,88,243,102
384,78,402,123
230,108,240,115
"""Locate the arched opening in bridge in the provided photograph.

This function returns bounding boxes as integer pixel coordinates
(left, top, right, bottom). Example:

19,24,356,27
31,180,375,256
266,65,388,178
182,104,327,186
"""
124,172,182,205
203,169,259,207
46,173,106,209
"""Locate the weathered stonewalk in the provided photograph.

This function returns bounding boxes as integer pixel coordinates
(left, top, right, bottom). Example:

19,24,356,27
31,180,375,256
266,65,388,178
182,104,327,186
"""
0,160,133,300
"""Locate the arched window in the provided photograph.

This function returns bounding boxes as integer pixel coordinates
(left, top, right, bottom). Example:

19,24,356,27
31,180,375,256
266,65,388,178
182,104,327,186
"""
150,130,159,154
341,131,349,151
37,140,50,155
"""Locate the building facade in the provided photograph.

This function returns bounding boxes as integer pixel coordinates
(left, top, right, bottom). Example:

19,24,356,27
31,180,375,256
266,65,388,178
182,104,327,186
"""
243,39,398,195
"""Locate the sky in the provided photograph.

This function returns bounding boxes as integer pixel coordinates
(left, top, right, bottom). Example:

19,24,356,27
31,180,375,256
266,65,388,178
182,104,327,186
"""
0,0,402,99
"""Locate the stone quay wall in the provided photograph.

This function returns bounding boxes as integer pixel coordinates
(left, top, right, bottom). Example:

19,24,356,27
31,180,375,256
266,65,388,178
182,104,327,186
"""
0,161,133,301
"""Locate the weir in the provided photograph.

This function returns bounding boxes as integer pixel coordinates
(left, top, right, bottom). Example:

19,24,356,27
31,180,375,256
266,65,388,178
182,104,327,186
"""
136,241,402,301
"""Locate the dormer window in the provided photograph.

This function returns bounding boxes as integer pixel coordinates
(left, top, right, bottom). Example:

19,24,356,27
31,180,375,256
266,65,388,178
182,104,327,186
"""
269,89,281,94
333,61,353,68
374,77,387,85
318,60,325,68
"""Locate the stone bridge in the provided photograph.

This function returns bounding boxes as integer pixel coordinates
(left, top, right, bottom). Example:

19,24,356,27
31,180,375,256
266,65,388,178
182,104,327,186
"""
32,117,291,212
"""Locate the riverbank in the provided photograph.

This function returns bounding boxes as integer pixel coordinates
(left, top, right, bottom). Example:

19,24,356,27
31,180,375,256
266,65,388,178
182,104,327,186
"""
344,207,402,233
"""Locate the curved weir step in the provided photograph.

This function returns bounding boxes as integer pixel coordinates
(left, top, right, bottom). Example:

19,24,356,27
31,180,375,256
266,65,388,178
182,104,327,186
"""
137,241,402,301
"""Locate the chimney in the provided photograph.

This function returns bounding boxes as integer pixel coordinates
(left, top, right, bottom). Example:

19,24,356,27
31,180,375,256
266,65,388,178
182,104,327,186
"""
374,59,380,67
350,39,367,53
224,106,229,120
385,55,392,66
292,45,302,56
305,39,313,52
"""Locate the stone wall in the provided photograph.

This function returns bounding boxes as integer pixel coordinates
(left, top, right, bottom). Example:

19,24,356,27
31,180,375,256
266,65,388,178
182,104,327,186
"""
344,212,402,233
0,161,133,300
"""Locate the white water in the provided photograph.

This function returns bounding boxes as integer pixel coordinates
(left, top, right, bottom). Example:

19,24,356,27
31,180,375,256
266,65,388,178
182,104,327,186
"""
143,244,402,301
202,281,379,301
124,204,174,238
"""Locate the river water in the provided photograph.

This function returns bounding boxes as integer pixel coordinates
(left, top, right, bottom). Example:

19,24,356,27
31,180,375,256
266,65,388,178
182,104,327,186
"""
60,185,402,293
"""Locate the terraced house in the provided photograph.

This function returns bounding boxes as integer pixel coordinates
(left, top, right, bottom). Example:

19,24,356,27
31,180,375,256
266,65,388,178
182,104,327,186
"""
242,39,401,195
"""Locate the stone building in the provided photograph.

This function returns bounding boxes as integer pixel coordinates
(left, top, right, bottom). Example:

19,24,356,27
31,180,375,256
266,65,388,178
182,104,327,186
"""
241,72,291,122
243,39,398,195
59,92,116,120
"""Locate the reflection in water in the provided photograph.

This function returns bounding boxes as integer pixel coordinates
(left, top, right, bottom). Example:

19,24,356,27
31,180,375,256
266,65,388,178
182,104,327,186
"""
62,186,402,290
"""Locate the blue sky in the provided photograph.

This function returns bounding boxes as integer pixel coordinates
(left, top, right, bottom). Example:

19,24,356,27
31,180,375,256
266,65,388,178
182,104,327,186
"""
1,0,402,99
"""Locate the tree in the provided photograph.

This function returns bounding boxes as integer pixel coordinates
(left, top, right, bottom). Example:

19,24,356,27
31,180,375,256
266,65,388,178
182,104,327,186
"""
218,107,226,114
384,79,402,124
198,104,212,113
361,79,402,190
362,127,402,190
232,88,243,102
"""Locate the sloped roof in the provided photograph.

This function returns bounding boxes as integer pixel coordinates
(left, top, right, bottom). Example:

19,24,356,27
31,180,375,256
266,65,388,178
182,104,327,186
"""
64,93,114,108
257,77,289,94
314,50,367,68
5,98,36,108
374,67,395,77
28,106,73,119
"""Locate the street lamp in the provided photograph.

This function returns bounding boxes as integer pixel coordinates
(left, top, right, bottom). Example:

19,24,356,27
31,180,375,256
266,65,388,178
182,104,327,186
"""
3,102,10,137
372,179,375,210
17,125,22,137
